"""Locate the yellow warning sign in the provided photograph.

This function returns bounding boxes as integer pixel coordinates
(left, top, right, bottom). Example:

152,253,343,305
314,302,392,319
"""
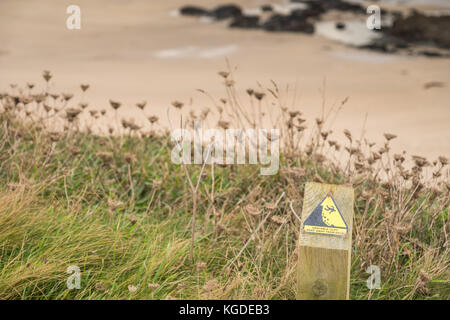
303,192,348,236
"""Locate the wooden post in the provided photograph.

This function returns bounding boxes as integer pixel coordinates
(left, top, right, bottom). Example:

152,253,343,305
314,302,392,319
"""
297,182,354,300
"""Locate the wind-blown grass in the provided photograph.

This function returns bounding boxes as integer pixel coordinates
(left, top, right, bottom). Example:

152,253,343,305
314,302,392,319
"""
0,71,448,299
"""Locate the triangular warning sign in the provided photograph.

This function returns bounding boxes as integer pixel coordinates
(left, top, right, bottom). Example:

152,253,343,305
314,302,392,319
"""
303,192,348,236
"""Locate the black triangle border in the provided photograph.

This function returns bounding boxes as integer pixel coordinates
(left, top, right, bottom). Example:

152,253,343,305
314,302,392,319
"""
302,192,348,234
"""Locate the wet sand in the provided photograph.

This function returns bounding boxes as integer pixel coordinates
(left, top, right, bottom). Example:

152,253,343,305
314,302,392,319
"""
0,0,449,159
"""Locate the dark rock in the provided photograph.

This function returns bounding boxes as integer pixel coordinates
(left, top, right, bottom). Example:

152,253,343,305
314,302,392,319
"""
336,22,345,30
424,81,445,89
291,4,325,20
209,4,242,20
179,5,208,17
360,43,397,54
359,37,408,54
419,50,444,58
262,13,314,34
229,15,260,29
386,10,450,49
261,5,273,12
291,0,365,15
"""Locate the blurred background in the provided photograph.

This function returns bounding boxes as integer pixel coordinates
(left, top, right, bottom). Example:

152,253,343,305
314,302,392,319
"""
0,0,449,158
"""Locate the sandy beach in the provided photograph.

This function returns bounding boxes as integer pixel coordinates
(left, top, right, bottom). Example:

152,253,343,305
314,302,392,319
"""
0,0,449,159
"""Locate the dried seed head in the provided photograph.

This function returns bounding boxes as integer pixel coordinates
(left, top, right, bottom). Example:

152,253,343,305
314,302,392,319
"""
289,111,301,118
384,133,397,141
200,108,210,120
343,129,352,142
42,70,52,82
412,155,429,167
43,104,52,113
271,215,287,225
65,108,82,120
415,269,432,295
203,279,218,292
148,115,159,124
69,146,82,155
320,131,330,140
189,110,197,120
438,156,448,166
171,100,184,109
136,101,147,110
393,154,405,163
264,202,278,210
245,204,261,216
218,120,230,130
354,162,365,170
196,261,207,273
128,285,139,293
148,283,160,292
124,152,137,163
313,153,326,163
121,119,129,128
305,144,313,156
48,132,61,142
128,122,141,131
218,71,229,78
225,79,235,87
128,215,139,225
107,198,123,210
432,171,442,178
152,179,162,187
95,282,106,292
96,151,113,163
109,99,121,110
63,93,74,101
254,92,265,100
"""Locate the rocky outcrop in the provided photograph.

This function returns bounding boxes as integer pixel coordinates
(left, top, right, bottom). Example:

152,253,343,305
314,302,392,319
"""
178,1,450,57
209,4,242,20
179,5,208,17
229,15,260,29
291,0,365,15
262,14,314,34
386,10,450,49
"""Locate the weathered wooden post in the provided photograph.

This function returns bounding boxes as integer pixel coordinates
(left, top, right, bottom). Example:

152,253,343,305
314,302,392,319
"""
297,182,354,299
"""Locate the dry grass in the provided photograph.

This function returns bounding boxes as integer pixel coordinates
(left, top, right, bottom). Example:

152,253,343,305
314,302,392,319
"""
0,69,448,299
